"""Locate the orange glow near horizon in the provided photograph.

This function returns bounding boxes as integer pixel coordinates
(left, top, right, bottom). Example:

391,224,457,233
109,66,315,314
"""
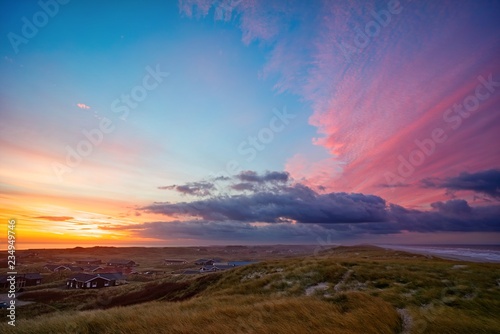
0,190,176,250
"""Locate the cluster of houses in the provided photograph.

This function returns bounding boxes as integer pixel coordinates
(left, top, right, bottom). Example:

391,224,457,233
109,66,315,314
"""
171,258,257,275
43,258,137,290
44,258,138,276
1,256,257,291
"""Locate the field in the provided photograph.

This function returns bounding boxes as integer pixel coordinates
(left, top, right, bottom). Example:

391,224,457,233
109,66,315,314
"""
1,245,499,333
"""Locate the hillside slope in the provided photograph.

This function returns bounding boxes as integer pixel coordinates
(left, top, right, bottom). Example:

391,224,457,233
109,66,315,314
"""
2,246,499,333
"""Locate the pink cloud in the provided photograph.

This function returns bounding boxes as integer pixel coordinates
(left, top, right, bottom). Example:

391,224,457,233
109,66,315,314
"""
285,154,345,192
180,0,500,207
77,103,90,110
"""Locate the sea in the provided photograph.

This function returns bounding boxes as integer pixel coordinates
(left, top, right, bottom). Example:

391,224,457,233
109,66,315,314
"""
378,244,500,263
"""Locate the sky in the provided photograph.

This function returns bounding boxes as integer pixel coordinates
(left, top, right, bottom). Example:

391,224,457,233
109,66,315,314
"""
0,0,499,249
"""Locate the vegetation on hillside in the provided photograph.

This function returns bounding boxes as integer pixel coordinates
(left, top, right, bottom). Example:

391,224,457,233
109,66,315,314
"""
1,245,499,333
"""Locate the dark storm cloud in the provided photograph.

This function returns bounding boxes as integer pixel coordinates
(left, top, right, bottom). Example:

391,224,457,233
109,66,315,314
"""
430,199,472,215
236,170,290,183
385,200,500,233
158,181,215,197
104,198,500,242
231,182,255,191
422,169,500,199
130,170,500,242
315,199,500,235
157,171,290,197
143,183,389,224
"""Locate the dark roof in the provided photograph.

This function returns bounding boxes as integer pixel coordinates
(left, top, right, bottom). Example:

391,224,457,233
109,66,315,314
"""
45,264,84,271
82,266,103,272
69,273,97,282
69,272,123,282
200,266,216,271
45,264,71,270
107,259,135,264
68,266,84,272
99,272,124,280
24,273,42,280
76,258,101,262
0,273,42,282
212,265,235,270
69,273,111,282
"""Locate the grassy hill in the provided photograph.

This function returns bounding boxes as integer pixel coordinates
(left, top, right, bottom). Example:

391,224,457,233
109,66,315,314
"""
1,245,499,333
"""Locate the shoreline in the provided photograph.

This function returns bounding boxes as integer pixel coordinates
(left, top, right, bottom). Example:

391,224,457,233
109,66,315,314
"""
379,244,500,263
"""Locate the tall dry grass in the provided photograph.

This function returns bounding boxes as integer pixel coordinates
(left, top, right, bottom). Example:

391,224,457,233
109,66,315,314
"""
2,293,400,334
1,245,499,333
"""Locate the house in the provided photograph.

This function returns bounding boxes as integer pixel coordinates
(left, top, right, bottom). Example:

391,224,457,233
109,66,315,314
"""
212,264,236,271
23,273,43,286
0,273,42,289
68,266,85,272
164,259,187,265
179,259,258,275
66,272,123,289
0,275,24,289
44,264,83,272
106,259,137,267
199,266,216,273
98,266,134,274
141,270,165,275
82,266,104,273
75,258,102,265
44,264,70,272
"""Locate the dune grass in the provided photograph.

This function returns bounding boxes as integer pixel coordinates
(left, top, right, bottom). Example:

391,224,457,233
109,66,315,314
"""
1,293,400,334
1,245,499,333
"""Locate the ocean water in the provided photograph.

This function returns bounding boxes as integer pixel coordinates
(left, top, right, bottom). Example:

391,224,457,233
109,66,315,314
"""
379,244,500,263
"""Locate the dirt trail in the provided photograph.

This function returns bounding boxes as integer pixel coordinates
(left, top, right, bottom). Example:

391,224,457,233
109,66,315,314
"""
397,308,412,334
334,269,353,292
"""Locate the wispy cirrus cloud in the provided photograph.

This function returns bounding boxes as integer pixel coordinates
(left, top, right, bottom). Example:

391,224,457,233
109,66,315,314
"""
179,0,500,208
34,216,74,221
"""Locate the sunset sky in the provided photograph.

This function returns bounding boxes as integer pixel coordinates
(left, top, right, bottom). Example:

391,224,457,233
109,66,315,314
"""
0,0,499,249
